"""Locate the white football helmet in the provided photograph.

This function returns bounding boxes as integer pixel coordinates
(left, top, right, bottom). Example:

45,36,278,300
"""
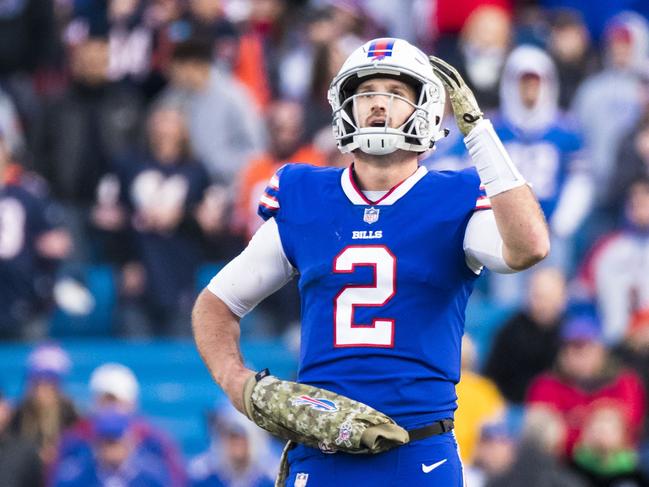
328,38,446,155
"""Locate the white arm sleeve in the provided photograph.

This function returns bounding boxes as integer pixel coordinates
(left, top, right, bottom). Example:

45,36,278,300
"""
463,210,516,274
550,172,594,238
206,218,296,317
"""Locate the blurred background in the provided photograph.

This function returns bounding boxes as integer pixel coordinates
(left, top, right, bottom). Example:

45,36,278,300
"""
1,0,649,485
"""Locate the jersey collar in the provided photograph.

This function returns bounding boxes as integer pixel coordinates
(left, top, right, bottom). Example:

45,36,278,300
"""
341,164,428,206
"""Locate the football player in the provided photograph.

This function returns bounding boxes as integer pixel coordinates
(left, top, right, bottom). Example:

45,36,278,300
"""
193,38,549,486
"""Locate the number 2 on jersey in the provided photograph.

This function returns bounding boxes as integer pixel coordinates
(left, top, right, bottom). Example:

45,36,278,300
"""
333,245,396,347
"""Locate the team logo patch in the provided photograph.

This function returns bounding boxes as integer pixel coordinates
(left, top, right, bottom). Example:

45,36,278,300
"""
367,38,395,60
335,420,353,448
294,473,309,487
291,395,339,412
363,207,380,224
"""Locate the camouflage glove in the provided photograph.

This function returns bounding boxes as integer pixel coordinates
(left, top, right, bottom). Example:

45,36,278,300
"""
242,370,409,454
429,56,483,136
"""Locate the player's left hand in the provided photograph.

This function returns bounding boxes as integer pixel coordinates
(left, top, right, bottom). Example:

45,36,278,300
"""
429,56,483,136
242,370,409,454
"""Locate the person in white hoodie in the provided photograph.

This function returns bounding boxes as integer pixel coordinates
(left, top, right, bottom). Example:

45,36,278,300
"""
573,11,649,201
488,45,593,306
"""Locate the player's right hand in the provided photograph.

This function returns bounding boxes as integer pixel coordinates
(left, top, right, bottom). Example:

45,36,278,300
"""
242,370,409,454
429,56,483,136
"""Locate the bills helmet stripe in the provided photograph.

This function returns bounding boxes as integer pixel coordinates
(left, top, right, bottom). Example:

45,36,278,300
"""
367,38,395,59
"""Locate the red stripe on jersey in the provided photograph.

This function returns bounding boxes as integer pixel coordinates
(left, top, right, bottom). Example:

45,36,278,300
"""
259,200,279,210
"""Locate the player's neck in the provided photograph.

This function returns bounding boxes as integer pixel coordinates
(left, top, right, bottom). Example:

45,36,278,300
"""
352,151,419,191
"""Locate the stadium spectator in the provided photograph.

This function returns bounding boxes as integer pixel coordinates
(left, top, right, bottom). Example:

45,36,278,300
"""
233,99,326,239
491,45,592,302
577,177,649,343
229,98,326,335
67,0,154,88
0,133,71,338
464,421,517,487
608,91,649,215
10,344,78,467
484,407,586,487
188,403,275,487
93,101,210,335
435,5,512,112
572,12,649,205
104,0,153,87
546,9,600,110
526,316,646,456
455,335,505,464
159,39,264,187
245,0,336,103
614,309,649,435
570,404,649,486
168,0,238,60
52,407,168,487
539,0,649,41
32,33,143,264
55,363,186,487
484,267,566,404
0,390,43,487
430,0,512,41
303,32,359,140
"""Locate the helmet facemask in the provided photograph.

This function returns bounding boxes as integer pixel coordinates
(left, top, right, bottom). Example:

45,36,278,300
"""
334,81,435,155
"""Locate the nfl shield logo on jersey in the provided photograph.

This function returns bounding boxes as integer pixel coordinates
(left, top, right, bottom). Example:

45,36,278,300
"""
294,473,309,486
363,207,380,224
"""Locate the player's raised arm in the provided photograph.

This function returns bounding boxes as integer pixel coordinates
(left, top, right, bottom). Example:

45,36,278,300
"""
430,56,550,270
192,218,295,412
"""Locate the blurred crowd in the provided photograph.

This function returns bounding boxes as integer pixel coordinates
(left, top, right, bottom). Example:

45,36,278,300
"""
1,343,279,486
2,0,649,485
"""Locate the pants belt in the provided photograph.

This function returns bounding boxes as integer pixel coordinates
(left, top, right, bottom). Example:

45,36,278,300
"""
407,419,454,442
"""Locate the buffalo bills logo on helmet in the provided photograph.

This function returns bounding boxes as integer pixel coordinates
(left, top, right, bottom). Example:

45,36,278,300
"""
367,38,395,60
291,395,339,412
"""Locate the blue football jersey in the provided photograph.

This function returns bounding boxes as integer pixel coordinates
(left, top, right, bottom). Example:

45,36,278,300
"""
259,163,488,428
493,117,584,219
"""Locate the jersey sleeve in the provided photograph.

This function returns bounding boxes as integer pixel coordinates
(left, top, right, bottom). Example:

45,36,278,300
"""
474,184,491,211
463,209,515,275
257,164,288,221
